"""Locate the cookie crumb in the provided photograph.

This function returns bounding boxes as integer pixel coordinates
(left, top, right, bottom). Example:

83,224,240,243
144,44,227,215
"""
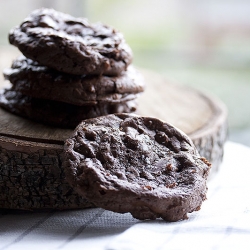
200,157,212,167
166,183,176,188
166,163,172,171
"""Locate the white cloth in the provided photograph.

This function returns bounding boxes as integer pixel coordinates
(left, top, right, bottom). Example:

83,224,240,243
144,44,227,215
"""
0,142,250,250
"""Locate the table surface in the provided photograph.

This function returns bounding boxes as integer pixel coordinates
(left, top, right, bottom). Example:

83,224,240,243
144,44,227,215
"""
0,141,249,250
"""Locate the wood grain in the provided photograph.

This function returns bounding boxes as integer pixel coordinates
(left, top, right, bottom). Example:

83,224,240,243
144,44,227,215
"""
0,69,227,210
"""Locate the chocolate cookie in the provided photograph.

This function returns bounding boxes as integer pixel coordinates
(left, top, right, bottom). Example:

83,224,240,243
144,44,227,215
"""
0,89,137,128
9,8,133,76
64,114,211,222
4,56,144,106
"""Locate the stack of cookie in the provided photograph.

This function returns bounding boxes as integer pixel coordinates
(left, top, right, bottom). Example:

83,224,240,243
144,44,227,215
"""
0,8,145,128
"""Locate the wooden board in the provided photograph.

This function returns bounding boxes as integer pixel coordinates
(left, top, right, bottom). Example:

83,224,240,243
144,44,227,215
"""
0,70,227,210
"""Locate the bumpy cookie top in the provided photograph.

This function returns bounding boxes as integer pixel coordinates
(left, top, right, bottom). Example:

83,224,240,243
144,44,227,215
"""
9,8,133,75
64,114,211,221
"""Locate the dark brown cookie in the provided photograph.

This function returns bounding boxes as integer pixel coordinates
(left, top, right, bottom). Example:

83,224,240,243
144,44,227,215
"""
0,89,137,128
4,56,144,106
64,114,211,222
9,8,132,76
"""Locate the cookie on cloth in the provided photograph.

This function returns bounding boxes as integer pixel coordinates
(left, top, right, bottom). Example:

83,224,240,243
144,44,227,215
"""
0,89,137,128
4,56,145,106
9,8,133,76
64,113,211,222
